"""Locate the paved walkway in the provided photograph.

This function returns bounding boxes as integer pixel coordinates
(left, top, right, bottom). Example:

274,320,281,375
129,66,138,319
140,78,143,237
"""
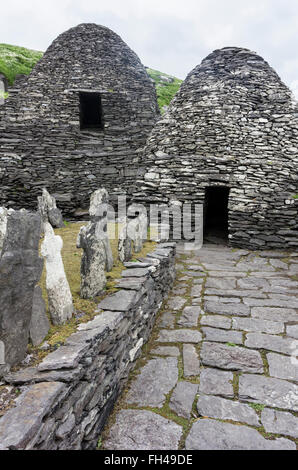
102,244,298,450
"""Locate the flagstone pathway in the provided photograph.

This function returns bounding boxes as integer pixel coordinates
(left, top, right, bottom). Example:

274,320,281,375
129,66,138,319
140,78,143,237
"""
102,243,298,450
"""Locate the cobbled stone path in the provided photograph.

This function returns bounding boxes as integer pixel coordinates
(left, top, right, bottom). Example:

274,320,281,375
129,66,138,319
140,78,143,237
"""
103,244,298,450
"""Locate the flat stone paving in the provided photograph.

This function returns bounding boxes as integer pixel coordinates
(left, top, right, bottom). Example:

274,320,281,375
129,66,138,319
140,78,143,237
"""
103,244,298,450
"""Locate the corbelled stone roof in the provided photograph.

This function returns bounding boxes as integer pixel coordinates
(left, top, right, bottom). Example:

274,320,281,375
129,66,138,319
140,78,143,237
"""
135,47,298,249
0,24,159,213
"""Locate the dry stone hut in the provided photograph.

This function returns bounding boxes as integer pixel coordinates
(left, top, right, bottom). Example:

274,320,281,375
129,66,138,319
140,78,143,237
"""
135,47,298,250
0,24,159,215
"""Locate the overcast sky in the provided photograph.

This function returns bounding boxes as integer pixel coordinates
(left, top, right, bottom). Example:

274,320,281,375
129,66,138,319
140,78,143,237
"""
2,0,298,94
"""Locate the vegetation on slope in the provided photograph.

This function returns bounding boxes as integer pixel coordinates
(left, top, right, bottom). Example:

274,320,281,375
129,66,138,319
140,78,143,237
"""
0,43,43,85
0,43,182,109
146,68,183,112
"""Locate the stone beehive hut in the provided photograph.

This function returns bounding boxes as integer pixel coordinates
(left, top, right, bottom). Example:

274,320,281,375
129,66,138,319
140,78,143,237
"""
135,47,298,250
0,24,159,214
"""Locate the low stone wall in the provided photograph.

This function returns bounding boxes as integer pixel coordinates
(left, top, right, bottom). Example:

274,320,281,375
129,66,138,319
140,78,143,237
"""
0,242,176,450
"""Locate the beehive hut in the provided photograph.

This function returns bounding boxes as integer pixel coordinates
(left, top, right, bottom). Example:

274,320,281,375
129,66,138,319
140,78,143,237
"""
134,47,298,250
0,24,159,214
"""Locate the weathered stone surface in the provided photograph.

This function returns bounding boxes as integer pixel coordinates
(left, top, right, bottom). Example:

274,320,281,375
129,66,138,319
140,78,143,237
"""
177,306,202,327
185,419,295,450
204,301,250,317
151,346,180,357
29,286,50,347
197,395,259,426
41,222,73,324
239,374,298,411
0,210,43,368
261,409,298,439
232,317,284,334
125,357,178,408
245,297,298,308
104,410,182,450
97,289,138,311
56,413,76,440
199,368,234,398
267,353,298,382
122,268,150,278
201,342,264,373
201,315,231,329
0,382,65,450
183,344,200,376
245,333,294,355
169,381,198,419
38,188,63,229
166,296,187,311
202,327,243,344
38,343,88,371
286,324,298,339
157,329,202,344
4,365,83,385
158,312,175,328
252,307,298,322
205,278,236,289
0,207,14,253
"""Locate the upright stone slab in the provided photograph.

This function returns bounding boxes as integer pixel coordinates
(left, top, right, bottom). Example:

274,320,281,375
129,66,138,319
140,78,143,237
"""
29,286,50,346
0,207,14,253
41,222,73,325
0,211,43,372
77,188,113,298
38,188,63,229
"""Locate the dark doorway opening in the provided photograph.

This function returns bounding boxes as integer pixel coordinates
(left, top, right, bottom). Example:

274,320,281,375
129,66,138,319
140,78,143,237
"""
80,92,103,130
204,187,230,243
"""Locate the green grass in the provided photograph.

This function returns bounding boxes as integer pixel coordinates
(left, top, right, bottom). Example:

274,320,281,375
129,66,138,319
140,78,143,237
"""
146,68,183,112
0,43,43,85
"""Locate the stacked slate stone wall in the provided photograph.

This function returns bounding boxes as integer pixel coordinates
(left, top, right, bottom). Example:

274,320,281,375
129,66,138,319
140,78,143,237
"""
134,47,298,250
0,243,176,450
0,24,159,215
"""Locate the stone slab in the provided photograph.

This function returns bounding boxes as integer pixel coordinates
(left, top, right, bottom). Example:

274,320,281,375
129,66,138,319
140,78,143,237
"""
197,395,260,426
201,342,264,373
185,419,296,450
125,357,178,408
157,329,202,344
104,410,182,450
239,374,298,411
169,381,198,419
199,368,234,398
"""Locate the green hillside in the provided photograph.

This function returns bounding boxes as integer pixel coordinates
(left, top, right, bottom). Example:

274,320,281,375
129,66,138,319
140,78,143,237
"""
146,68,183,111
0,43,182,109
0,43,43,85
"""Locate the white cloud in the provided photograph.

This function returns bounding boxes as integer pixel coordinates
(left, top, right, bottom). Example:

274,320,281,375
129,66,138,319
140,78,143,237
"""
1,0,298,89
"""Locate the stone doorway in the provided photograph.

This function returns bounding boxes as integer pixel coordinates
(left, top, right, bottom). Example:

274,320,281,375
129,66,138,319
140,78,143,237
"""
204,187,229,243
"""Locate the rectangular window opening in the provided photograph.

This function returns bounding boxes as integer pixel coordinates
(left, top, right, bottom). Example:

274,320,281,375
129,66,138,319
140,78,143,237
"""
80,92,103,130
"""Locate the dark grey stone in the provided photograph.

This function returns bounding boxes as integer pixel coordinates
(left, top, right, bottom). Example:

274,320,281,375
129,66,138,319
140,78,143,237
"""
104,410,182,450
38,343,88,371
201,342,264,373
157,329,202,343
29,286,50,347
0,211,43,369
183,344,200,377
197,395,259,426
151,346,180,357
125,357,178,408
185,419,296,450
97,290,139,311
204,301,250,317
169,381,198,418
201,315,231,329
177,306,202,327
267,352,298,381
239,374,298,411
232,317,284,334
199,368,234,398
0,382,65,450
245,333,294,355
261,409,298,439
202,327,243,344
